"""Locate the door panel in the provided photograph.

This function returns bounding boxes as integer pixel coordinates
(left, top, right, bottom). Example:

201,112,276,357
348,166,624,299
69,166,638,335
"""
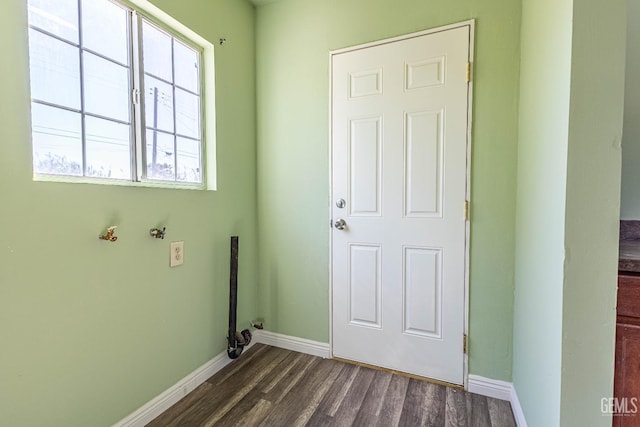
331,25,471,385
405,109,443,217
349,117,382,216
349,244,382,328
403,247,442,338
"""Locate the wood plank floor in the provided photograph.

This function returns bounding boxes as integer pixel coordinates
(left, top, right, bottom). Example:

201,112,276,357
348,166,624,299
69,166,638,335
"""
147,344,516,427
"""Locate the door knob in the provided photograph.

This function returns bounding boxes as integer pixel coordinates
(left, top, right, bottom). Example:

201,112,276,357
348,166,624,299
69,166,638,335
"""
334,219,347,230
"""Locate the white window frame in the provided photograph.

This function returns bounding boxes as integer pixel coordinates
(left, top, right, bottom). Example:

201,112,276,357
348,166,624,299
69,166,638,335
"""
28,0,217,190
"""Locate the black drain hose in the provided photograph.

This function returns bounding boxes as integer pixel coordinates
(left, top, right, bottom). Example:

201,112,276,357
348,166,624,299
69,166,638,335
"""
227,236,251,359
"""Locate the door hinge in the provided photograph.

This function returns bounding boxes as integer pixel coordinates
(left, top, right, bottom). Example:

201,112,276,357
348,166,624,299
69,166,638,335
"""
464,200,470,221
463,334,468,354
466,62,472,83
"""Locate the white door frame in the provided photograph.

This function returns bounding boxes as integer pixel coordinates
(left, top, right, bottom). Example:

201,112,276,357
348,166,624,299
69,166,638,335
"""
328,19,475,389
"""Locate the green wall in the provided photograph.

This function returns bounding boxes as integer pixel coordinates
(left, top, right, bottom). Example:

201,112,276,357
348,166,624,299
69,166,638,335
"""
514,0,626,425
255,0,522,381
561,0,625,424
0,1,257,426
620,0,640,219
512,0,572,424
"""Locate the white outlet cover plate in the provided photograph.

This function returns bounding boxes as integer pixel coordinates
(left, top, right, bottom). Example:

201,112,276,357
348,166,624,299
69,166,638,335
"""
170,241,184,267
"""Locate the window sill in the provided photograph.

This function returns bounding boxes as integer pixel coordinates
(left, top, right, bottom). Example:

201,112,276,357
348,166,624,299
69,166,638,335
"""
33,173,212,191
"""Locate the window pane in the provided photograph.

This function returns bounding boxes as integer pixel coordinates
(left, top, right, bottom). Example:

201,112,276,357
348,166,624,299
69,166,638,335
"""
175,89,200,139
28,0,79,44
83,52,130,122
142,21,172,82
31,103,82,176
144,76,174,133
81,0,129,65
85,116,131,179
28,29,81,109
174,40,199,93
146,130,175,181
176,137,201,183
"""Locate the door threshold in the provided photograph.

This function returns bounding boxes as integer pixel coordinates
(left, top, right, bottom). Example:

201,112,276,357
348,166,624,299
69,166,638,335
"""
332,357,464,390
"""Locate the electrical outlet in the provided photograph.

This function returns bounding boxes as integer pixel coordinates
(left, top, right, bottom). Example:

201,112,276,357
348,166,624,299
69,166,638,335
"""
170,241,184,267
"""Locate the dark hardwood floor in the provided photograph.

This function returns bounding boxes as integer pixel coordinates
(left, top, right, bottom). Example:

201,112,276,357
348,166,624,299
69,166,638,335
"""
147,344,516,427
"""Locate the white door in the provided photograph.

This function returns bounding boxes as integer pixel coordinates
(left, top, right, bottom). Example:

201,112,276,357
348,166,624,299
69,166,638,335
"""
331,24,471,385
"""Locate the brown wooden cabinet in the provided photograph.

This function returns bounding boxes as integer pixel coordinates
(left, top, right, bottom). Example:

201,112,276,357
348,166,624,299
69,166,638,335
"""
614,273,640,427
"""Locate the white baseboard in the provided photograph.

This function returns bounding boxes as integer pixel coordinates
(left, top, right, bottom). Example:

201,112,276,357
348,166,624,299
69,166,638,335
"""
467,375,527,427
253,329,331,358
111,345,243,427
468,374,512,401
510,385,528,427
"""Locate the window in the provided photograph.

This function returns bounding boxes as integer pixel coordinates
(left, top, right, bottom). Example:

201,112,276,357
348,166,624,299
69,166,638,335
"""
27,0,206,186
